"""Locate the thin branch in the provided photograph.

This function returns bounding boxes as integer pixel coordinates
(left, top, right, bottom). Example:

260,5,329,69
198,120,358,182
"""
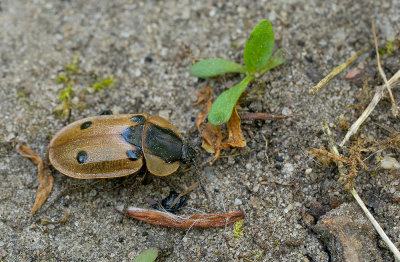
340,69,400,146
309,45,369,95
372,21,398,116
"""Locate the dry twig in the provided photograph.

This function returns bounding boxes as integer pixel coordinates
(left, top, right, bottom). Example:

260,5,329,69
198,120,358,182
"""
239,112,301,120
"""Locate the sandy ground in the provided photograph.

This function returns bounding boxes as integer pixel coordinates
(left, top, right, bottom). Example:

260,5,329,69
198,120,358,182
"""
1,0,399,261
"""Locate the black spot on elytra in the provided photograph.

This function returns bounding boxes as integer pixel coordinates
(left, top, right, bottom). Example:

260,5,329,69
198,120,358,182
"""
130,115,146,124
126,147,141,161
77,151,88,164
80,121,92,130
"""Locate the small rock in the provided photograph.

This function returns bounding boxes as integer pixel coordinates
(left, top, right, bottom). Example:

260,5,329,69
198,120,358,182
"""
245,163,252,170
252,184,260,193
282,163,294,175
134,69,141,77
380,156,400,170
305,168,312,175
281,107,292,116
234,199,242,205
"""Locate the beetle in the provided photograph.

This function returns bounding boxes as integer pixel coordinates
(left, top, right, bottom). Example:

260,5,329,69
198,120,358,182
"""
49,114,199,180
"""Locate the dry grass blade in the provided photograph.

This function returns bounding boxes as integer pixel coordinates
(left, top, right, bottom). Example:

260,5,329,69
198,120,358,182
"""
372,21,398,116
340,69,400,146
309,45,369,95
351,188,400,260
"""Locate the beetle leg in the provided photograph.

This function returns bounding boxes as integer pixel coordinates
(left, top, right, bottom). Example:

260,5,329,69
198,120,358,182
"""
192,159,208,198
196,117,208,148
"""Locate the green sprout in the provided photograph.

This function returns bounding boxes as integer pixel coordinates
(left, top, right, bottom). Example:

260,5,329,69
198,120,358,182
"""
190,20,287,125
56,74,68,83
379,40,394,56
55,56,115,118
59,83,75,102
233,219,244,238
92,77,115,92
66,55,80,74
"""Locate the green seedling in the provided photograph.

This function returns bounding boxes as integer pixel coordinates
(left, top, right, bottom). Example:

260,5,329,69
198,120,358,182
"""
379,40,394,56
190,20,287,125
233,219,244,238
92,77,115,92
55,56,115,118
66,55,80,74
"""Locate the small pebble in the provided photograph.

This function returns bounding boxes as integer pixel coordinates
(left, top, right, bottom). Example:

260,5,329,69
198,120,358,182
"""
252,184,260,193
245,163,252,170
234,199,242,205
283,163,294,174
380,156,400,170
305,168,312,175
282,107,292,116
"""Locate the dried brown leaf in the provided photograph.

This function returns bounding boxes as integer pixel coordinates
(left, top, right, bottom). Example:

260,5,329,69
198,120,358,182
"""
194,86,225,158
221,105,246,149
116,206,244,228
17,145,54,215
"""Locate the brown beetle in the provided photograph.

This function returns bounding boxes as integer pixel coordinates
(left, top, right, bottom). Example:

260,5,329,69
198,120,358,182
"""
49,114,197,179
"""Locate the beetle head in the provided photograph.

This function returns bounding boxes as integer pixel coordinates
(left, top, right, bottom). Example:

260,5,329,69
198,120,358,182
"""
181,141,196,163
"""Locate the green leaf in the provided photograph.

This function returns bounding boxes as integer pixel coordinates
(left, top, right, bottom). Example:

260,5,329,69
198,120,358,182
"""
258,48,288,75
190,58,245,78
208,75,253,125
243,20,274,73
134,248,159,262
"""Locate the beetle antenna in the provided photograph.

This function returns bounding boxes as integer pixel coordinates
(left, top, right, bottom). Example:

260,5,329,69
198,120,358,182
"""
196,117,208,148
192,158,208,198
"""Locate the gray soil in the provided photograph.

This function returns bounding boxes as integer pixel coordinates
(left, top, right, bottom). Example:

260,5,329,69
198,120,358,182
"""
1,0,399,261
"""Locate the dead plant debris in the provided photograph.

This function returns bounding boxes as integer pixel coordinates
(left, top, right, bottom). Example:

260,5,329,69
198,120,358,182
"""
17,144,54,215
310,133,400,190
116,206,244,228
